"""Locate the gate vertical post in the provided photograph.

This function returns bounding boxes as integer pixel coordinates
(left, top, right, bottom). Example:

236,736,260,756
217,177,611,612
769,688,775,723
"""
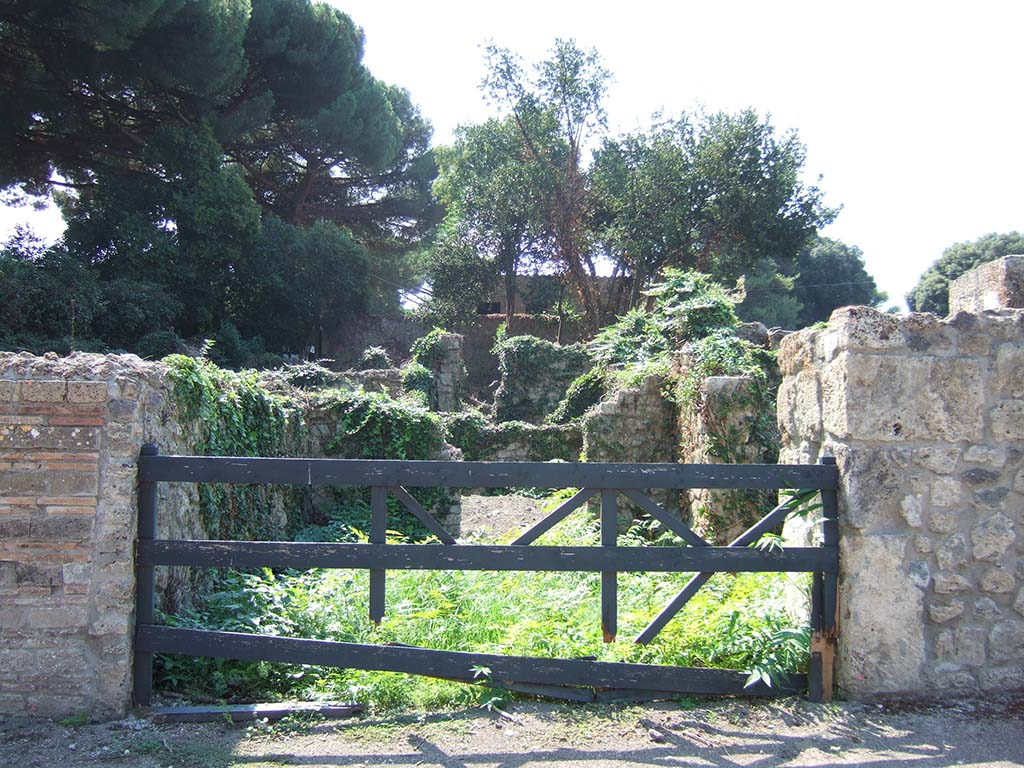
601,490,617,642
809,455,839,702
369,486,387,624
134,443,158,708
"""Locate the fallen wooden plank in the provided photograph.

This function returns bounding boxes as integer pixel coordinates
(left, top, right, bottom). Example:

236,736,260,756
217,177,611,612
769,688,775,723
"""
149,701,363,723
138,625,804,696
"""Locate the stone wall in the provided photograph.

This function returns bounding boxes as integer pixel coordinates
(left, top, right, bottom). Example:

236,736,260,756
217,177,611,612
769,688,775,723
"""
679,375,772,544
583,375,679,526
948,254,1024,314
0,352,200,719
493,337,592,424
325,314,426,370
778,299,1024,696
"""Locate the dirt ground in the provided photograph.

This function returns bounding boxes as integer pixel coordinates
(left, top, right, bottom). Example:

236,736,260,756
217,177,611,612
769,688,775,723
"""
2,693,1022,768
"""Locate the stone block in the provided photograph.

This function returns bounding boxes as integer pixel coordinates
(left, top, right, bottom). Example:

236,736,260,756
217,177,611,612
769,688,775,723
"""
935,626,986,666
989,620,1024,661
963,446,1007,467
932,476,964,506
29,515,93,541
934,573,973,594
912,447,960,474
936,534,969,571
20,380,66,403
978,664,1024,690
971,514,1016,561
45,471,99,497
830,354,983,442
980,567,1016,594
0,381,18,402
927,509,960,534
975,597,1001,619
66,381,108,403
27,605,88,629
0,424,100,451
0,471,46,496
1014,588,1024,617
948,255,1024,314
836,533,925,694
990,400,1024,441
927,600,964,623
62,563,91,585
14,564,62,586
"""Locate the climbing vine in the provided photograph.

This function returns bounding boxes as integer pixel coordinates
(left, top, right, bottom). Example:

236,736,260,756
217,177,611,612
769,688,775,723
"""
165,354,306,540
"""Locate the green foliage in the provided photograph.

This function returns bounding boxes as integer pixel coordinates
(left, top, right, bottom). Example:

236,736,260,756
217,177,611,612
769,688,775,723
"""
156,512,809,710
400,362,433,404
410,328,448,369
493,334,594,423
443,411,581,462
165,354,304,539
265,361,348,391
907,231,1024,315
1,1,435,357
593,110,837,308
358,346,393,370
418,225,499,328
547,367,607,424
311,388,450,536
791,236,886,326
735,259,802,329
589,269,741,379
677,329,777,411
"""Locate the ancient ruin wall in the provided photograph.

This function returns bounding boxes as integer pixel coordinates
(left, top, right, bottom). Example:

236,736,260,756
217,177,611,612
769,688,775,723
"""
0,353,200,718
778,304,1024,696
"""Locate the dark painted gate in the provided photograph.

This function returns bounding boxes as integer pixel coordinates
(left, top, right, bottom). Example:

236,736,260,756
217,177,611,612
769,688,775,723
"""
133,446,839,706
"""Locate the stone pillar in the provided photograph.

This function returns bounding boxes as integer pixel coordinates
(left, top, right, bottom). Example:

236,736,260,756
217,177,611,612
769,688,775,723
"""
678,375,772,544
0,353,189,719
778,303,1024,696
948,255,1024,314
431,333,467,413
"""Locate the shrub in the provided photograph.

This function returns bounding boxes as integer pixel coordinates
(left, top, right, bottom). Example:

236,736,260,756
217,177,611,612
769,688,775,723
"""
547,367,607,424
357,346,392,370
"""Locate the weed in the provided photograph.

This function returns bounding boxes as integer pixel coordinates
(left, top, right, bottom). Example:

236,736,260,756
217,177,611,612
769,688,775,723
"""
58,711,90,727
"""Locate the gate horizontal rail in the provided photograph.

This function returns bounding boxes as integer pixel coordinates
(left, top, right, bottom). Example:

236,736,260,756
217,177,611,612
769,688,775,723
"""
134,446,839,708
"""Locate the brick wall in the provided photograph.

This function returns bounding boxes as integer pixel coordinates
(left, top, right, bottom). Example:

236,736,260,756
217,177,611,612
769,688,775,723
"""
0,353,192,719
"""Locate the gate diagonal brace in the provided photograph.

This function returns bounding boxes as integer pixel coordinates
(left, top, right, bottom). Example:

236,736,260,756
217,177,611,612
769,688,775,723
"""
634,489,820,644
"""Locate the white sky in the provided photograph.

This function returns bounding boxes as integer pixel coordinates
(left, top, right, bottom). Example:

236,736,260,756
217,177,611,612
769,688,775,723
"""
3,0,1021,310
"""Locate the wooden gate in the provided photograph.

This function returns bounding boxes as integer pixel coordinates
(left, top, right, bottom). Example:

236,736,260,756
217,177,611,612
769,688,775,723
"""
133,445,839,706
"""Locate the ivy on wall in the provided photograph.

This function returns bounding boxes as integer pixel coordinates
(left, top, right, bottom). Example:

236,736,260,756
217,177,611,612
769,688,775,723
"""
166,354,306,540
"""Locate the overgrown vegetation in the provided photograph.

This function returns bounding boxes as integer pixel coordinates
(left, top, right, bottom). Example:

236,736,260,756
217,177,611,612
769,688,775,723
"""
547,367,607,424
492,334,593,423
443,411,581,462
166,354,305,539
156,510,809,710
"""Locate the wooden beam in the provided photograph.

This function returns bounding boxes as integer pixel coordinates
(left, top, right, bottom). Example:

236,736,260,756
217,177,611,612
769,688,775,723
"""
620,489,709,547
389,486,457,544
139,455,839,491
139,540,836,574
137,626,804,696
511,488,596,545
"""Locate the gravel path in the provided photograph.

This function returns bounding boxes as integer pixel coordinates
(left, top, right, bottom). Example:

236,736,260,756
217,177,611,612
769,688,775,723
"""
2,694,1021,768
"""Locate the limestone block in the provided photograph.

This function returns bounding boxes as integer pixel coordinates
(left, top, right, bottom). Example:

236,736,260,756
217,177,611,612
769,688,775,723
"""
927,510,960,534
20,380,67,402
834,445,904,530
980,567,1016,594
899,494,923,527
989,620,1024,661
67,381,109,403
963,446,1006,467
932,477,964,507
935,626,986,666
836,533,926,694
948,255,1024,314
989,400,1024,440
914,534,934,553
1014,588,1024,617
912,446,961,475
927,600,964,623
970,514,1016,561
978,664,1024,690
934,573,973,594
826,354,983,442
0,381,18,401
936,534,969,571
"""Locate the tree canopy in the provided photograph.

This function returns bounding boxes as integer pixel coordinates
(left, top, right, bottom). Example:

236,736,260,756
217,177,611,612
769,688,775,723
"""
0,0,437,359
907,232,1024,316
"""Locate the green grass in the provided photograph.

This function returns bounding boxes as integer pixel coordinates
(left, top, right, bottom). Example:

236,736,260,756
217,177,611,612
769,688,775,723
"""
156,501,810,711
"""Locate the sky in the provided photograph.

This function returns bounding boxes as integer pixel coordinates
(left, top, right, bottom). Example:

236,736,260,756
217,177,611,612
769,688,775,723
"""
2,0,1021,310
